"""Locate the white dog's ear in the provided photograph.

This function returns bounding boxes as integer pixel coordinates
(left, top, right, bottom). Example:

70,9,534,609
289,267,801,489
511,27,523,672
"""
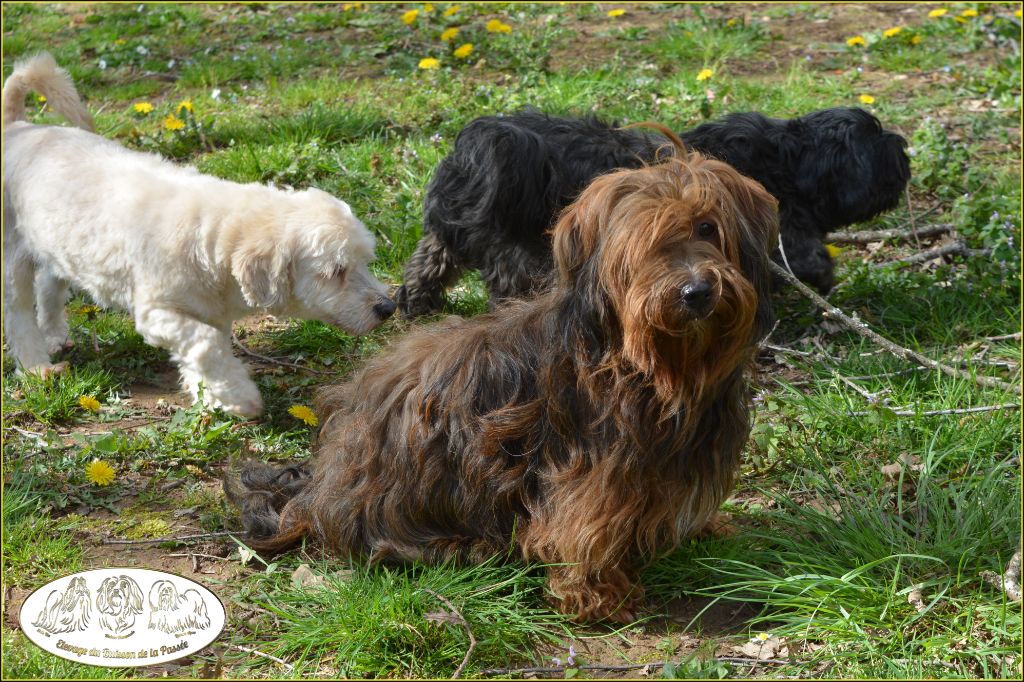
232,239,290,309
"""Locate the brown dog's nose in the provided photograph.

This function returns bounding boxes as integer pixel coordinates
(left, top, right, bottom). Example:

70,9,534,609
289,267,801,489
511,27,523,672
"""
681,281,712,311
374,299,397,320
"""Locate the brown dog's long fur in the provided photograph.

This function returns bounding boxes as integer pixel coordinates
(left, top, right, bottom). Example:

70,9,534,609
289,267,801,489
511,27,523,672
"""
226,147,779,622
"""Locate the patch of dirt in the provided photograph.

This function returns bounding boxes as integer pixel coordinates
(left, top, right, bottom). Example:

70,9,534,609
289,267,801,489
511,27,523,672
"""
533,597,758,679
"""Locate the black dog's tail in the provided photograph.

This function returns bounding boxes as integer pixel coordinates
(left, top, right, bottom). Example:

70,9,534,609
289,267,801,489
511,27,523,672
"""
223,461,311,553
395,231,464,317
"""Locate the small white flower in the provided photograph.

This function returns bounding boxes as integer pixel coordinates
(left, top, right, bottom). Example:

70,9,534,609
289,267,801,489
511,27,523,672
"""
98,58,107,70
211,88,222,100
136,45,149,55
167,59,176,69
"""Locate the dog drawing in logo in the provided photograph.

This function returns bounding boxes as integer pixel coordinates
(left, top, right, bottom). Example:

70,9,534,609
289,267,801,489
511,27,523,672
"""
32,576,91,636
95,575,144,638
147,580,211,637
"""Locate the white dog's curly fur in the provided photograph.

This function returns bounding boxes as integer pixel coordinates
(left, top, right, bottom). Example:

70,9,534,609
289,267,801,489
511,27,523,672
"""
2,53,396,416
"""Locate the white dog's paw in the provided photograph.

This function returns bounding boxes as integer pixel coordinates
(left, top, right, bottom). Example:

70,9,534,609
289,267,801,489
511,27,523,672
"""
45,336,75,356
19,362,69,380
202,383,264,418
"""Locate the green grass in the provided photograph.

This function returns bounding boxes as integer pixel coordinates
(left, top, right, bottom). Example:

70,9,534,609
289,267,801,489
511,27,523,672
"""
1,2,1020,679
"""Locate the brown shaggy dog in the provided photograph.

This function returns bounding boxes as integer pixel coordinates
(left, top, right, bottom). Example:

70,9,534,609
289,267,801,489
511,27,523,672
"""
227,146,779,622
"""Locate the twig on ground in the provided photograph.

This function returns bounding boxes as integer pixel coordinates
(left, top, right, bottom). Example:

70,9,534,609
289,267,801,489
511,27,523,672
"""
102,531,239,545
904,187,922,250
986,332,1022,342
231,644,294,671
847,403,1019,417
980,540,1023,601
232,333,326,375
166,552,232,562
478,658,791,676
761,343,815,357
829,223,952,244
771,261,1020,394
876,240,990,267
421,588,476,679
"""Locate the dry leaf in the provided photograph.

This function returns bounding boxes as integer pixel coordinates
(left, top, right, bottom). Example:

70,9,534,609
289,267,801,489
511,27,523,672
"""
424,610,467,627
739,634,785,659
291,563,324,589
907,587,926,612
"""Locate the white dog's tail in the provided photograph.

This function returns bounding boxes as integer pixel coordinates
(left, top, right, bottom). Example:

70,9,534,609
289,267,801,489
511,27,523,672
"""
2,52,94,131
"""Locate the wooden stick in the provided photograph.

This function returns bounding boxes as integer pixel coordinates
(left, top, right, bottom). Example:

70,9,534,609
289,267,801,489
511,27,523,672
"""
829,223,952,244
771,261,1020,394
102,531,239,545
848,403,1019,417
478,657,791,676
876,241,990,267
231,644,295,671
421,588,477,679
232,333,327,375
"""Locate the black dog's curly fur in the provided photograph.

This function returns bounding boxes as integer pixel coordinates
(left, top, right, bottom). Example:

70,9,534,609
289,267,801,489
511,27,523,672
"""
397,108,910,315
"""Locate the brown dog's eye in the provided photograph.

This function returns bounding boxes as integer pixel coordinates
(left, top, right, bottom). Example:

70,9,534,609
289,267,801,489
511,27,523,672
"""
697,221,716,238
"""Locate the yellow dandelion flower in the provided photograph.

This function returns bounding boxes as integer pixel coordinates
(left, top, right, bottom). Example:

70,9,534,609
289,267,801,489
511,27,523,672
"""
960,9,977,18
954,16,967,23
858,94,876,104
928,8,947,18
756,632,770,642
418,57,441,69
288,404,319,426
696,68,713,81
77,304,101,316
846,35,866,46
726,17,738,27
402,9,419,25
424,3,434,12
37,94,47,103
441,27,459,41
453,43,473,59
176,98,193,114
825,244,842,258
343,3,355,10
883,27,902,38
79,395,101,413
86,459,116,486
1016,10,1022,19
444,5,459,17
607,9,626,18
910,35,922,45
133,101,154,114
486,19,512,33
162,113,185,131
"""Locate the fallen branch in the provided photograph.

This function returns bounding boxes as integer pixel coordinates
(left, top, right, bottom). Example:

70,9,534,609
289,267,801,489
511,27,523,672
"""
231,644,294,672
876,240,990,267
986,332,1022,342
847,403,1019,417
232,333,326,375
421,588,476,679
478,657,791,677
981,541,1022,602
829,223,952,244
771,261,1020,394
102,531,239,545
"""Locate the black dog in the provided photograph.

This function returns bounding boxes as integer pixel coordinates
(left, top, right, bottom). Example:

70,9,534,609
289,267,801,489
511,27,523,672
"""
397,108,910,315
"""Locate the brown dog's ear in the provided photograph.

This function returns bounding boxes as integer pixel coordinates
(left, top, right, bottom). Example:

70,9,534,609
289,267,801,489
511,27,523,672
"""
232,239,290,309
550,178,609,285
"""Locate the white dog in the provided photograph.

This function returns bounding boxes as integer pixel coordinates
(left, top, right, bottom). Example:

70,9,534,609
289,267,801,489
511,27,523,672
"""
2,53,396,417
